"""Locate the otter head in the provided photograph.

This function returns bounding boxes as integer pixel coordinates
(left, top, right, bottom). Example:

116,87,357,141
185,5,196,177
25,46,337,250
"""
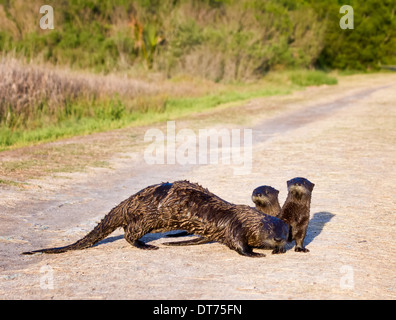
259,216,288,249
251,185,280,210
287,177,314,201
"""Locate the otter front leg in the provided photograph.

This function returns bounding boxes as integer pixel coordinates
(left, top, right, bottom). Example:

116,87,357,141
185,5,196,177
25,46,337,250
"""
272,246,286,254
233,241,266,258
124,220,159,250
292,227,309,253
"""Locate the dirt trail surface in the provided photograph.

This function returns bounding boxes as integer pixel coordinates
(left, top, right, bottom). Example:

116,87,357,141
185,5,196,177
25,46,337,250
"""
1,74,395,299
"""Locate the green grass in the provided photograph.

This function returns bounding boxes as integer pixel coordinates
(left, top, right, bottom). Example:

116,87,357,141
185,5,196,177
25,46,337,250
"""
288,70,338,86
0,70,338,151
0,86,289,150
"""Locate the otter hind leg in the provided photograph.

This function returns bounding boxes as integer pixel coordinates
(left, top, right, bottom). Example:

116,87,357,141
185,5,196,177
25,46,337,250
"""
295,246,309,253
123,221,159,250
163,237,210,246
292,225,309,253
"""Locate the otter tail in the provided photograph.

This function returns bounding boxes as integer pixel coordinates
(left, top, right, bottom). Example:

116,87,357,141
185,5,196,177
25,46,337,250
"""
23,203,125,255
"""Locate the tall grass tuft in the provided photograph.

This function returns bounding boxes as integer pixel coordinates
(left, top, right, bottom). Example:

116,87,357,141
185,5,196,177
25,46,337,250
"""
0,58,160,130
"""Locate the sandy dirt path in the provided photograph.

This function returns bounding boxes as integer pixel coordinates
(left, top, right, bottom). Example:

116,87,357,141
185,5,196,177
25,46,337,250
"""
0,73,395,299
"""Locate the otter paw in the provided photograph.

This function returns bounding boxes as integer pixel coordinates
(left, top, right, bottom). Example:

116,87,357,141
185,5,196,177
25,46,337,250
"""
133,240,159,250
295,246,309,253
272,247,286,254
244,251,266,258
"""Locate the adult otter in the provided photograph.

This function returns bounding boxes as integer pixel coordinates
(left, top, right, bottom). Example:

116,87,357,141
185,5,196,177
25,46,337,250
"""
279,177,314,252
22,181,288,257
166,185,281,246
251,185,281,217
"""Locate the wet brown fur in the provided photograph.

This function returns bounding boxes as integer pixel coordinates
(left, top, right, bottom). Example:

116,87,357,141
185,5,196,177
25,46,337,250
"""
23,180,288,257
165,185,281,246
278,177,314,252
251,185,281,217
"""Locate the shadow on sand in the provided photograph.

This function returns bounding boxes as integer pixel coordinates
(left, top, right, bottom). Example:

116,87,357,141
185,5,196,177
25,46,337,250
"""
305,211,335,246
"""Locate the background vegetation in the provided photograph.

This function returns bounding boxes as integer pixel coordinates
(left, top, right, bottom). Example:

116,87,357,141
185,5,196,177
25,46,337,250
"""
0,0,394,149
1,0,394,76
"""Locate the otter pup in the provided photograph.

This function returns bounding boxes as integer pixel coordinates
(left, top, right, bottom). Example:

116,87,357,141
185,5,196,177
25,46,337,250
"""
22,181,288,257
279,177,314,252
251,185,281,217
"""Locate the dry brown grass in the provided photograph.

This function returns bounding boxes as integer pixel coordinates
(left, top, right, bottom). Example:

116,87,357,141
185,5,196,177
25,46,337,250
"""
0,56,237,149
1,58,84,125
0,57,165,128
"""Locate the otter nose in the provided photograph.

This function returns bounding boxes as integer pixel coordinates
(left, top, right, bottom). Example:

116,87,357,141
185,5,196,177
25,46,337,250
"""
274,237,283,243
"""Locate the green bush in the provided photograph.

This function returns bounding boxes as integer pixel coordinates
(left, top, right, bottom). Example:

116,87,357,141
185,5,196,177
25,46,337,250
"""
0,0,394,76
